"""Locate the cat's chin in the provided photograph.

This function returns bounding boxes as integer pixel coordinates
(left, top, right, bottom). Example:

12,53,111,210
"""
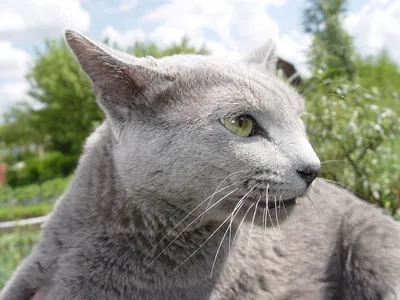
215,196,297,227
255,197,297,210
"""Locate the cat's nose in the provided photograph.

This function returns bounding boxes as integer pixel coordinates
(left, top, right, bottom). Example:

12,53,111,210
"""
297,164,320,186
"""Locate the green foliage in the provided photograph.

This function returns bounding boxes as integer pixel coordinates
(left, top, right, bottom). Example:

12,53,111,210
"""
0,176,70,221
2,149,37,167
0,176,71,206
127,36,209,58
31,39,103,154
0,229,39,289
303,76,400,215
303,0,356,80
356,50,400,110
1,37,209,157
302,0,400,217
0,104,44,148
6,152,77,187
0,202,53,221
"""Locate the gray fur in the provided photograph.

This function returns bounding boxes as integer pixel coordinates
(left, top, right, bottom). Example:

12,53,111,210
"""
1,29,399,300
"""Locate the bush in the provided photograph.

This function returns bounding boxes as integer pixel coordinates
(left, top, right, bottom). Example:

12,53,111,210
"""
303,76,400,216
0,202,53,221
0,176,72,206
6,151,77,187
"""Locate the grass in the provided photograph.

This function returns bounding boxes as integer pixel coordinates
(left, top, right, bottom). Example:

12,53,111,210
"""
0,202,53,221
0,228,40,289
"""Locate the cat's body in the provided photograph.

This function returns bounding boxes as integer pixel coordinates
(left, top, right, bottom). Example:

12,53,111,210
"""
1,30,399,300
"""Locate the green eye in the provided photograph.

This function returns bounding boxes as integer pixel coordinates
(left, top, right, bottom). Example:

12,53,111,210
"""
222,115,255,137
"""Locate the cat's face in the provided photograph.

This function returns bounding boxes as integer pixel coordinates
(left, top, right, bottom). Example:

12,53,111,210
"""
66,30,320,226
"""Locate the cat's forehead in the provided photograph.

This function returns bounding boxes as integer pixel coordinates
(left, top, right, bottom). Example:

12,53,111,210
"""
155,54,304,116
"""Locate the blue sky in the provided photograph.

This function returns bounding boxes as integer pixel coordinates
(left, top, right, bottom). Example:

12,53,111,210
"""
1,0,399,116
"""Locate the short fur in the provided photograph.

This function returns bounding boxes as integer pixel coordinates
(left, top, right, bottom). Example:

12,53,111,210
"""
1,30,399,300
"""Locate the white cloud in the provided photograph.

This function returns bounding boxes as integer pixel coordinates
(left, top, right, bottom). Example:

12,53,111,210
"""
138,0,310,71
104,0,139,13
99,0,312,74
0,81,43,118
140,0,286,54
101,26,146,48
0,41,32,80
0,0,90,43
0,0,90,118
147,26,186,48
0,81,29,116
345,0,400,63
141,1,235,49
149,25,241,58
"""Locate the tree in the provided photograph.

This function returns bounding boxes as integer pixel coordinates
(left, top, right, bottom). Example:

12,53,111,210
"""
303,0,356,81
1,37,209,155
127,36,208,58
25,39,102,154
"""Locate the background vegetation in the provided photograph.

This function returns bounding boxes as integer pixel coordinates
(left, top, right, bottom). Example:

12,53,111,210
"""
0,0,399,289
0,229,39,288
302,0,399,215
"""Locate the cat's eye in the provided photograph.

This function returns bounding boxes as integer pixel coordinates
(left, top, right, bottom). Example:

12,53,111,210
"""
222,115,255,137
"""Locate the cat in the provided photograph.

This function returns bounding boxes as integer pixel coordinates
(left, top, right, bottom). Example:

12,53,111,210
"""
1,29,399,300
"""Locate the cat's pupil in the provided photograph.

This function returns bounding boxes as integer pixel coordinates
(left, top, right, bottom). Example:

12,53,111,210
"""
238,118,243,127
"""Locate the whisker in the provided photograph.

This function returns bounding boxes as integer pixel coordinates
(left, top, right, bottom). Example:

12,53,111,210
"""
279,189,288,219
321,178,368,203
164,209,237,281
274,195,286,249
246,195,261,268
266,195,284,250
202,170,248,220
139,181,241,267
231,203,256,251
264,184,270,236
141,187,239,274
302,78,370,96
312,182,354,226
321,160,350,165
307,194,328,225
211,198,245,278
312,185,321,195
228,186,258,250
210,222,231,278
228,198,246,253
228,199,244,251
262,200,266,235
306,194,343,267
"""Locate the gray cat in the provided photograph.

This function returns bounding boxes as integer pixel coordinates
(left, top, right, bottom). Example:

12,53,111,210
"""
1,29,399,300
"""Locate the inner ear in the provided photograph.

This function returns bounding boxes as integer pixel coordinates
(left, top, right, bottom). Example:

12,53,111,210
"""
64,29,176,122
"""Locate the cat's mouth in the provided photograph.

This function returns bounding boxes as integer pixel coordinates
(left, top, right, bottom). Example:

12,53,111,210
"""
250,197,297,210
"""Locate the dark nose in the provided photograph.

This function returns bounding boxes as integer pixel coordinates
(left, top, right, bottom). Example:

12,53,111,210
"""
297,165,320,185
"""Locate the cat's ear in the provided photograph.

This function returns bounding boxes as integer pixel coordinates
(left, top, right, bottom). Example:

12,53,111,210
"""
64,29,175,123
243,40,278,71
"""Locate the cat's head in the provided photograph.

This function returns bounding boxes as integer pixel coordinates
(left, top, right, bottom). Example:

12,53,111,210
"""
65,29,320,226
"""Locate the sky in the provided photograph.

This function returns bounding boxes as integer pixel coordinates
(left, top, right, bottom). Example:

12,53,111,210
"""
0,0,399,116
